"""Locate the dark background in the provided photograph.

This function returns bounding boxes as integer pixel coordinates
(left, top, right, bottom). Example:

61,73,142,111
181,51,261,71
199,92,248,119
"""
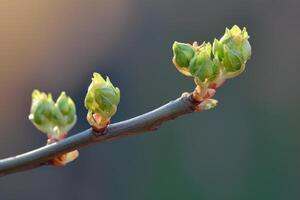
0,0,299,199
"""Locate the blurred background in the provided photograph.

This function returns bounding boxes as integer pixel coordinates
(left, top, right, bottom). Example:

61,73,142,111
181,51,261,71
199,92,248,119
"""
0,0,299,199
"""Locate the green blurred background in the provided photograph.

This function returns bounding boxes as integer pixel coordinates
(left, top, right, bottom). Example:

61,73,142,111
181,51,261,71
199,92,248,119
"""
0,0,299,199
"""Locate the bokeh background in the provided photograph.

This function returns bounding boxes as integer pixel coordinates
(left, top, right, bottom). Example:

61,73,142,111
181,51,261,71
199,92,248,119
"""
0,0,299,199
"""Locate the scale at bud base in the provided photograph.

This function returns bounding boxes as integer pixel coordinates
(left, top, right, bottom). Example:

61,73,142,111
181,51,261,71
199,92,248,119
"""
213,25,251,79
85,72,120,131
29,90,78,166
172,41,195,76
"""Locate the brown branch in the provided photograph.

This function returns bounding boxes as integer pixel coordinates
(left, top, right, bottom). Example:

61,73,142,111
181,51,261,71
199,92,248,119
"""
0,93,201,177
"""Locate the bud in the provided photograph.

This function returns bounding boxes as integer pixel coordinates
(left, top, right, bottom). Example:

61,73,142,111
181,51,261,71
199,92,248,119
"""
29,90,77,139
55,92,77,134
213,25,251,78
51,150,79,166
188,42,219,84
29,90,57,134
84,72,120,129
172,41,195,76
198,99,218,111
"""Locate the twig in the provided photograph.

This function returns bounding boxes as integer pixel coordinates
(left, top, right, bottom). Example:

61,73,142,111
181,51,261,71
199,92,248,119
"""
0,93,200,177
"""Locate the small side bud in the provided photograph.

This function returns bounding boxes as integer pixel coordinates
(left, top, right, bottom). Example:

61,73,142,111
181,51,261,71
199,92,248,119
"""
172,41,195,76
213,25,251,78
84,72,120,130
51,150,79,166
197,99,218,112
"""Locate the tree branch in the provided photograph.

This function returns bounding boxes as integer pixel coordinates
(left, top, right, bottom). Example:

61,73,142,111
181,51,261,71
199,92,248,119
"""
0,93,200,177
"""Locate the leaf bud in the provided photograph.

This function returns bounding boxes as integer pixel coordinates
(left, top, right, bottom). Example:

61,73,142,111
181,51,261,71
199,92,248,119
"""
189,42,219,84
84,72,120,129
212,25,251,78
172,41,195,76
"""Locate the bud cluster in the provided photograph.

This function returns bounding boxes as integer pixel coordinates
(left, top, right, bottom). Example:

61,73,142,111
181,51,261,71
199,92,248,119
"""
84,72,120,130
212,25,251,78
29,90,78,166
173,25,251,90
29,90,77,139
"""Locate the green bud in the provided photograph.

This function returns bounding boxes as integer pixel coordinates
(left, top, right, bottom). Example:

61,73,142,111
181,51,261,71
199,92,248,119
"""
213,25,251,78
172,41,195,76
199,99,218,111
29,90,57,134
29,90,77,138
84,73,120,128
55,92,77,133
188,42,219,84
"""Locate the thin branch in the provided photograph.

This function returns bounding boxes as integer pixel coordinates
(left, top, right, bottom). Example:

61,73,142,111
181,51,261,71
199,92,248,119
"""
0,93,200,177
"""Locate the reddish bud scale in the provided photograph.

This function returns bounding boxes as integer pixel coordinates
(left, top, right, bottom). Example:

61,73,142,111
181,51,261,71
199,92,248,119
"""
47,132,79,166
